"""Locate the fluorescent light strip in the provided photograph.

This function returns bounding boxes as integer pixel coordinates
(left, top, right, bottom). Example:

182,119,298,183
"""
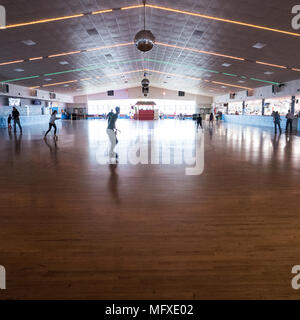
48,51,81,58
30,86,40,89
0,59,24,66
85,42,133,52
29,57,43,61
43,80,78,87
157,42,245,61
255,61,287,69
4,14,85,29
121,5,144,11
210,80,252,90
91,9,113,15
292,68,300,72
0,3,297,41
0,75,40,84
250,78,280,85
146,4,300,38
36,68,253,91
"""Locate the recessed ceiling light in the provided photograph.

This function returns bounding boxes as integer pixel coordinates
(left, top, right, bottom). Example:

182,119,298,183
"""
264,71,274,75
238,80,245,83
252,43,266,49
44,78,52,81
22,40,36,46
222,63,231,67
59,61,69,65
14,68,24,72
64,84,69,87
221,86,227,88
205,74,212,77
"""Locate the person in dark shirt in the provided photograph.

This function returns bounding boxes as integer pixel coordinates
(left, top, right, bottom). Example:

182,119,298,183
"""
106,107,120,159
274,111,282,134
7,114,12,131
12,107,22,133
196,114,203,130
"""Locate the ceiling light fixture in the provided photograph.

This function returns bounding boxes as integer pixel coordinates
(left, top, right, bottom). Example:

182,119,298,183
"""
134,0,156,52
145,4,300,38
22,40,36,46
0,59,24,66
43,80,78,87
256,61,287,69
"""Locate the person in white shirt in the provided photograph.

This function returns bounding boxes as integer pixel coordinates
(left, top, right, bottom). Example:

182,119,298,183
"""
285,110,294,133
44,110,60,139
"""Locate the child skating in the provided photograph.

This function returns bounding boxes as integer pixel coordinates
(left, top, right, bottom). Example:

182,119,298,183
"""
44,110,60,140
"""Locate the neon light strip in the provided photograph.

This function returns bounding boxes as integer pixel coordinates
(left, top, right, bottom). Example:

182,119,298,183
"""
48,51,81,58
43,80,78,87
255,61,287,69
0,59,24,66
91,9,113,15
210,80,252,90
292,68,300,72
0,3,298,40
1,75,40,84
146,4,300,37
4,14,85,29
29,57,43,61
157,42,245,61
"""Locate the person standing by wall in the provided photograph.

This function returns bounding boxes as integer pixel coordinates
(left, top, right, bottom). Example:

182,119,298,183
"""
274,111,282,135
285,110,294,134
196,114,203,130
12,107,22,133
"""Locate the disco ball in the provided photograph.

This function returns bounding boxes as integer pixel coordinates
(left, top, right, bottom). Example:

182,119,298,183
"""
134,30,156,52
141,78,150,87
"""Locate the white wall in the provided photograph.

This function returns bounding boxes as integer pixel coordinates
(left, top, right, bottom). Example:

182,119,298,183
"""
74,86,213,108
213,78,300,104
0,83,73,104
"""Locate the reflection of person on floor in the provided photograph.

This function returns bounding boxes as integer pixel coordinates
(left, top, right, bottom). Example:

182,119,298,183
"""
209,113,214,126
13,132,22,157
274,111,282,134
108,164,121,204
44,136,59,165
44,110,60,139
106,107,120,159
285,110,294,134
7,114,12,131
196,114,203,130
12,107,22,133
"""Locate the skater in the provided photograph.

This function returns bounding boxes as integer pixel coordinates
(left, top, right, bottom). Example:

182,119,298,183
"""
7,114,12,131
106,107,120,159
12,107,22,133
274,111,282,134
196,114,203,130
285,110,294,133
44,110,60,139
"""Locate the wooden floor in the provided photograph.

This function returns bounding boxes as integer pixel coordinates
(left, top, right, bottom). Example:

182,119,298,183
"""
1,119,300,300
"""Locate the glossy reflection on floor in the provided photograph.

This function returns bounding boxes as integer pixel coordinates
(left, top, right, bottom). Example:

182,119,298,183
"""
0,119,300,299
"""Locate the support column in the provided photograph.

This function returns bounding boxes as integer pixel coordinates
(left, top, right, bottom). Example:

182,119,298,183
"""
291,96,296,115
262,99,265,116
242,101,245,115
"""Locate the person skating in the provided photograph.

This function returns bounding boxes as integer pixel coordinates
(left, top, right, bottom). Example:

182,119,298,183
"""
106,107,120,160
44,110,60,139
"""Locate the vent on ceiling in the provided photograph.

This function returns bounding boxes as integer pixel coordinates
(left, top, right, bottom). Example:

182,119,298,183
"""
87,28,99,36
105,54,113,60
192,30,204,37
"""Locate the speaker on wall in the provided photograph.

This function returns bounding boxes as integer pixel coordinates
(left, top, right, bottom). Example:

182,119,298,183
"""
229,93,236,99
49,92,56,99
107,90,114,96
0,84,9,93
178,91,185,97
